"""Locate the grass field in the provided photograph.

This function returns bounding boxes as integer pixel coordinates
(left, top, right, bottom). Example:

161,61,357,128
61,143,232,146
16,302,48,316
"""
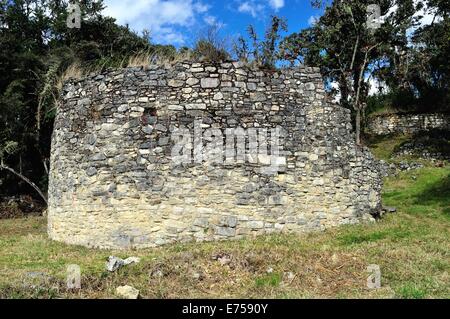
0,163,448,299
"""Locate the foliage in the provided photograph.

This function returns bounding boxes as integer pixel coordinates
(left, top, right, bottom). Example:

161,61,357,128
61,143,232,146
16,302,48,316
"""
280,0,409,144
374,0,450,113
364,134,412,161
234,16,287,68
279,0,449,143
193,24,230,62
1,0,449,202
0,0,174,200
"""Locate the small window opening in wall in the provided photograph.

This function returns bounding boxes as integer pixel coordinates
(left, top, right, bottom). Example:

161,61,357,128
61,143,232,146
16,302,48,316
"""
141,107,157,126
144,107,157,117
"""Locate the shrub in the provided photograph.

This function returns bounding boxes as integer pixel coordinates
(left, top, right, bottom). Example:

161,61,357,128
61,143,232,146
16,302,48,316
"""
193,24,230,62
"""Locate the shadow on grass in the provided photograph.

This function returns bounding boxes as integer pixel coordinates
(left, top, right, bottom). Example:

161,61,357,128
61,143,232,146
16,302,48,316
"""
362,133,411,160
363,133,407,150
337,226,413,246
393,129,450,159
415,174,450,215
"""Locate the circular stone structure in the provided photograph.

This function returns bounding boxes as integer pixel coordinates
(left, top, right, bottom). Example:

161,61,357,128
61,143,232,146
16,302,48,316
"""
48,61,382,249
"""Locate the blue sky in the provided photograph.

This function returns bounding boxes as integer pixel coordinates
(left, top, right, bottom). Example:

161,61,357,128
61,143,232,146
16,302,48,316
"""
102,0,325,47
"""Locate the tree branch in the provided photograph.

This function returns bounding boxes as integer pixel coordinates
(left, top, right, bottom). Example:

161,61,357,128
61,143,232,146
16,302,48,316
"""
350,35,360,71
0,162,48,205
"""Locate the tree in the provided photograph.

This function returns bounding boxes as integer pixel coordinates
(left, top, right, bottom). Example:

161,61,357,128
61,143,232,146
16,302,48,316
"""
193,23,231,62
402,0,449,111
280,0,419,144
234,15,287,68
0,0,173,203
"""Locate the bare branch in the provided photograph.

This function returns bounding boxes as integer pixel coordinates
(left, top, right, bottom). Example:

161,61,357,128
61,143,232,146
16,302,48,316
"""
0,162,48,205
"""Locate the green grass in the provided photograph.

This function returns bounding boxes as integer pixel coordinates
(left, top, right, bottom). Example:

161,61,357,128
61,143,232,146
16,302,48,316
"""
337,227,412,246
383,167,450,217
364,134,412,161
255,273,282,288
0,136,448,298
397,284,428,299
365,130,450,163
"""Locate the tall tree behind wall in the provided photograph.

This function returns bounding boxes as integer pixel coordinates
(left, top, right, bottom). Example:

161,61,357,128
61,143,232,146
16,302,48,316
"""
280,0,422,144
0,0,170,202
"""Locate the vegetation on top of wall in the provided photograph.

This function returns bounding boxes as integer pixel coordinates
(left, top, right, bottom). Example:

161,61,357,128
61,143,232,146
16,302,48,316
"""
234,16,288,69
366,91,450,118
364,129,449,168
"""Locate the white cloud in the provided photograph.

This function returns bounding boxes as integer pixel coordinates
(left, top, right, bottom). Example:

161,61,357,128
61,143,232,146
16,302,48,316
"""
330,77,389,102
268,0,284,11
194,2,210,13
237,0,282,18
203,15,225,28
103,0,210,44
329,81,341,103
368,78,389,96
410,0,442,30
238,1,264,18
308,15,319,26
380,0,443,35
204,15,217,25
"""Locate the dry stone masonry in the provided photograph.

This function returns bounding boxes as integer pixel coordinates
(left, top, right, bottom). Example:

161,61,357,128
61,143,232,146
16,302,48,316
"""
367,113,450,136
48,61,382,249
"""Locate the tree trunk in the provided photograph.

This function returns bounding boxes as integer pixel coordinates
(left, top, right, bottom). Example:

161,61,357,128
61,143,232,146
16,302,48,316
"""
355,108,361,146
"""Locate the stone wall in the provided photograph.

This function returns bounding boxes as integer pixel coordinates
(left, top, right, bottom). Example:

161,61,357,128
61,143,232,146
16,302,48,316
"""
367,113,450,136
48,61,382,249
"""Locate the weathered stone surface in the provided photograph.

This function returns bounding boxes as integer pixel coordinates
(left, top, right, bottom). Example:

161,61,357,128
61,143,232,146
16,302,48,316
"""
168,79,184,87
106,256,141,272
186,78,199,86
250,92,266,102
201,78,220,88
48,61,382,249
213,92,224,100
367,113,449,136
247,82,257,91
116,285,139,299
86,167,97,176
305,82,315,90
168,104,183,111
106,256,124,272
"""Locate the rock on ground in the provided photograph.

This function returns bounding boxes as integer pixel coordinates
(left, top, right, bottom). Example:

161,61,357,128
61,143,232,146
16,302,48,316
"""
115,285,140,299
106,256,141,272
